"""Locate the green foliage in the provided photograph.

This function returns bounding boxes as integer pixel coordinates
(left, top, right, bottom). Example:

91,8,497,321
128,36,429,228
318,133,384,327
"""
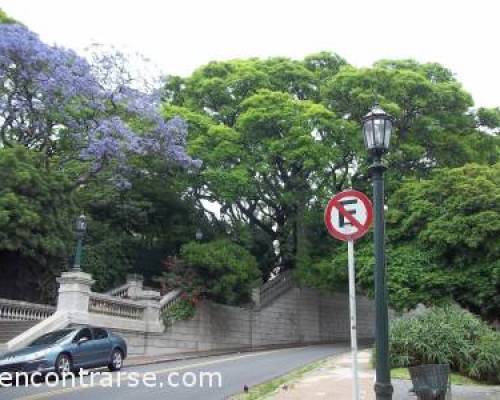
0,146,74,263
354,244,454,311
468,332,500,383
389,305,500,383
477,107,500,132
77,156,207,289
324,60,498,191
0,146,75,300
179,239,261,305
0,8,17,24
163,55,497,281
81,227,134,292
388,163,500,319
163,56,359,272
311,163,500,318
161,297,197,328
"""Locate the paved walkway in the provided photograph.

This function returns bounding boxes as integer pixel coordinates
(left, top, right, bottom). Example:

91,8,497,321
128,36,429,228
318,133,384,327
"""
269,350,500,400
270,349,375,399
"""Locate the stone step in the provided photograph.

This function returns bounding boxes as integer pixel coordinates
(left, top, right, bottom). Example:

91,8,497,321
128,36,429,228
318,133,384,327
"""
0,320,38,343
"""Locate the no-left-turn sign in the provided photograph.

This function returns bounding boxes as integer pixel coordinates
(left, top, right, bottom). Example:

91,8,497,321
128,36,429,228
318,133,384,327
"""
324,190,373,241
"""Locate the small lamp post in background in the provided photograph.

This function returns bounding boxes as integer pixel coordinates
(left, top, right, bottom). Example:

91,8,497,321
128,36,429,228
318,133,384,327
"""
72,214,87,271
195,228,203,242
362,103,394,400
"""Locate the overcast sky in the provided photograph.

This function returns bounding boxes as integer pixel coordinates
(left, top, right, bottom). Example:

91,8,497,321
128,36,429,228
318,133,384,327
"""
2,0,499,108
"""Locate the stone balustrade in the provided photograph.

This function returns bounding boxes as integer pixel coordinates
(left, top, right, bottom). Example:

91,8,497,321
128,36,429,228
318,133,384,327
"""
257,270,294,308
105,283,131,298
88,293,145,320
0,298,56,321
159,289,182,315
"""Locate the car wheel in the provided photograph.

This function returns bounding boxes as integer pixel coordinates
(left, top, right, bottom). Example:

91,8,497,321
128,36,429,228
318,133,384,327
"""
55,353,73,376
108,349,123,371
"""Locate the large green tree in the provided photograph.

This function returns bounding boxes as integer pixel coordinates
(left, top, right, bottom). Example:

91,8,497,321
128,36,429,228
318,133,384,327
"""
162,55,359,274
162,55,498,279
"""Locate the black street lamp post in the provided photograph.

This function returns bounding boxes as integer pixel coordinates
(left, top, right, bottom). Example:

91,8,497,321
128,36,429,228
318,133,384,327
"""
72,214,87,271
362,104,394,400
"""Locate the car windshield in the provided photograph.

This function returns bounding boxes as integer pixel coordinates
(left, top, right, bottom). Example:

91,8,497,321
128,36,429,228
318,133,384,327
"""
28,329,75,346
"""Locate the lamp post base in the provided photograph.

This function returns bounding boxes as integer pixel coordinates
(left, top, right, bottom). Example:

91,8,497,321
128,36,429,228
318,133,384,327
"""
374,382,394,399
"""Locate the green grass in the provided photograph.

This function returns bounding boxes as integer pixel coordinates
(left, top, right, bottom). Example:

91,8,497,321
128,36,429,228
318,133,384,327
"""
391,368,486,386
231,358,329,399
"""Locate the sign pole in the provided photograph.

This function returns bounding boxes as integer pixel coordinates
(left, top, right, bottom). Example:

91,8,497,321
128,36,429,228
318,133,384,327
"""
324,189,372,400
348,239,359,400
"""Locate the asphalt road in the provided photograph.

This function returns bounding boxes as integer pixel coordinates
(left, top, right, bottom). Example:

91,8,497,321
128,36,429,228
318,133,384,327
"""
0,344,349,400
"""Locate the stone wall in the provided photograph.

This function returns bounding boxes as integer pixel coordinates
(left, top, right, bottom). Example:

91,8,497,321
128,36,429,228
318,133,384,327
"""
1,272,376,355
118,286,376,356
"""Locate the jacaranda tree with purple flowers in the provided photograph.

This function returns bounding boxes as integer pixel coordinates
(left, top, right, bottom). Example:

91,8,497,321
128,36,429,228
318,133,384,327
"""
0,20,205,301
0,23,200,186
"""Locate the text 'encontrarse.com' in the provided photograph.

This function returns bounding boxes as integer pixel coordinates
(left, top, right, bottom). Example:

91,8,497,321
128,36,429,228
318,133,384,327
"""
0,369,223,389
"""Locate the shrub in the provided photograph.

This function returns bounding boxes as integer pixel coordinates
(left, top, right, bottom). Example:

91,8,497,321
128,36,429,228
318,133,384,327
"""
156,239,261,306
467,332,500,384
389,305,500,383
161,296,197,328
181,239,261,305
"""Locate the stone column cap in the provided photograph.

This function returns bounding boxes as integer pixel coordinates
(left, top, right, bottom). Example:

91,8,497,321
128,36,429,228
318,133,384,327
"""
57,270,95,286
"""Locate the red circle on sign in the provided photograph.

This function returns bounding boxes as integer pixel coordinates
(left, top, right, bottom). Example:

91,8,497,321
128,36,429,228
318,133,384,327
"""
324,190,373,241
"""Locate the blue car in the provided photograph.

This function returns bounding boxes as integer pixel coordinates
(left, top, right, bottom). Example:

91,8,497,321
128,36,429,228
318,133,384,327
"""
0,326,127,376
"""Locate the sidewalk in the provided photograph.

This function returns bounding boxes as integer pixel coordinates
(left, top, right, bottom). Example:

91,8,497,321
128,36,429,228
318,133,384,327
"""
270,349,376,400
268,350,500,400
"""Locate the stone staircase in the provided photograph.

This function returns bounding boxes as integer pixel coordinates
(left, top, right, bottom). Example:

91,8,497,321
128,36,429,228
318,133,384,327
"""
0,320,39,344
0,298,57,353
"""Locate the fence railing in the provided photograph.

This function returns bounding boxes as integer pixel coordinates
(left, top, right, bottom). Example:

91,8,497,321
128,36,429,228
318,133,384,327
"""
0,298,56,321
88,293,145,320
159,290,182,316
258,270,294,307
104,283,131,298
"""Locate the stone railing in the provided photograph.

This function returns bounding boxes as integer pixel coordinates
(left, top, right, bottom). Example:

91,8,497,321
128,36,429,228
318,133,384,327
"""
105,283,131,298
88,293,145,320
159,289,182,316
256,270,294,308
0,298,56,321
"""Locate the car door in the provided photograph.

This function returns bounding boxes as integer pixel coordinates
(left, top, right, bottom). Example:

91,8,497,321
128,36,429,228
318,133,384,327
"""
91,328,112,366
71,328,94,368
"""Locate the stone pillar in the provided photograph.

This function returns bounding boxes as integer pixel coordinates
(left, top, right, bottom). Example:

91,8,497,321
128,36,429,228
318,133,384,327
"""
137,291,162,333
126,274,144,300
251,287,261,308
56,271,95,316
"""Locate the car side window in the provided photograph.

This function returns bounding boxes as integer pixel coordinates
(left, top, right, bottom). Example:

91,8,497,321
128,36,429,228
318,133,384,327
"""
74,328,92,342
93,328,108,340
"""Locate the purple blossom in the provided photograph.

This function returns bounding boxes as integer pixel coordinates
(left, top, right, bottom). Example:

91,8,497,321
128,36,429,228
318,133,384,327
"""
0,24,201,184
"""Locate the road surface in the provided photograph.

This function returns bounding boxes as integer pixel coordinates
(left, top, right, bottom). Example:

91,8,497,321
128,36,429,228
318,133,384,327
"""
0,344,349,400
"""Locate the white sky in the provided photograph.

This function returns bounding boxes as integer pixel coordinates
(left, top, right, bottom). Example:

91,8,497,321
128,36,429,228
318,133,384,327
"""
2,0,499,108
